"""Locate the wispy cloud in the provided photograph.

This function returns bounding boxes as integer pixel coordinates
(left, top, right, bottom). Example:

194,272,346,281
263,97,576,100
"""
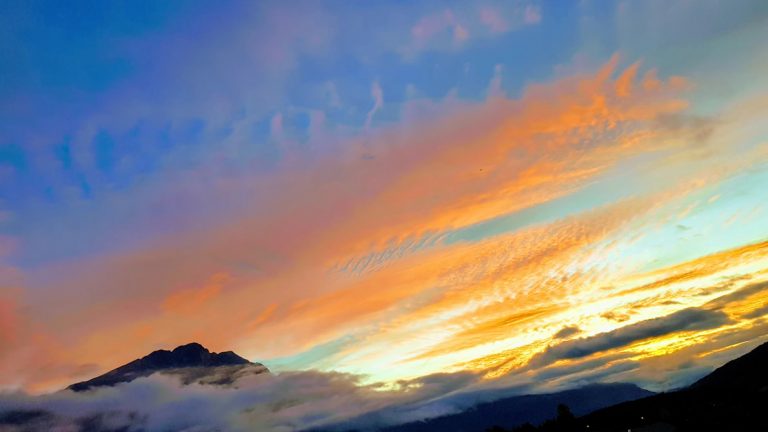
364,81,384,129
0,57,718,391
402,2,542,58
528,308,731,368
2,2,768,414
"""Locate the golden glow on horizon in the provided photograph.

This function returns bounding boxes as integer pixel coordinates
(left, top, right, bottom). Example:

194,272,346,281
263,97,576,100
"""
3,56,768,395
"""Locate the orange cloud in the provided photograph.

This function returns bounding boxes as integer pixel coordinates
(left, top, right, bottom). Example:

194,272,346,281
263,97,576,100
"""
248,303,279,330
2,58,726,391
163,272,230,314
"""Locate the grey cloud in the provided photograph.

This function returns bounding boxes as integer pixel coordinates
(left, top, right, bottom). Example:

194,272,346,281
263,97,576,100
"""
318,373,535,432
614,320,768,392
705,280,768,310
0,372,377,432
553,326,581,339
528,308,731,368
0,369,486,432
564,361,642,387
743,303,768,320
532,353,633,383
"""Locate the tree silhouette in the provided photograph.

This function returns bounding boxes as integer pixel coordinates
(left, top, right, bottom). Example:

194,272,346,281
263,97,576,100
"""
556,404,576,424
511,422,537,432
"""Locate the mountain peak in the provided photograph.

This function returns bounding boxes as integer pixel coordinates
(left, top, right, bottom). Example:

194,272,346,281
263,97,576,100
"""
173,342,207,353
67,342,265,392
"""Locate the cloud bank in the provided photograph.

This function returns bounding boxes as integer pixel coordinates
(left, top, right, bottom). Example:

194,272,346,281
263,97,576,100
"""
0,369,490,432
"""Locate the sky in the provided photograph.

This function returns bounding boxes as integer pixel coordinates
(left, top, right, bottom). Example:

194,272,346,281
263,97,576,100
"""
1,0,768,425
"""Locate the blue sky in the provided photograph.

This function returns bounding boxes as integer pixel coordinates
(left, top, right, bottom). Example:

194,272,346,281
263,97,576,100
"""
1,1,768,405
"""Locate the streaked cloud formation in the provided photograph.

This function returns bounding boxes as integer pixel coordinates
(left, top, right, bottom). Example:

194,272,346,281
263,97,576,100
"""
1,0,768,428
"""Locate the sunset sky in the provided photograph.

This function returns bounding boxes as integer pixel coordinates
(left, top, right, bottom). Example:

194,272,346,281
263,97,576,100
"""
1,0,768,402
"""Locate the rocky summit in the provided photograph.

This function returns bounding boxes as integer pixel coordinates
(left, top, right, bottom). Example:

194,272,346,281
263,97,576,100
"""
68,342,268,392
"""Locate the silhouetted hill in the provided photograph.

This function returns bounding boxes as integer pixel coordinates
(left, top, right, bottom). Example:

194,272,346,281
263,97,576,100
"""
68,342,268,391
576,341,768,432
312,383,652,432
386,383,652,432
690,340,768,392
494,340,768,431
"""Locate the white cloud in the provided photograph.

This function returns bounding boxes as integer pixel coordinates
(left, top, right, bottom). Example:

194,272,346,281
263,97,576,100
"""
364,81,384,129
0,370,486,432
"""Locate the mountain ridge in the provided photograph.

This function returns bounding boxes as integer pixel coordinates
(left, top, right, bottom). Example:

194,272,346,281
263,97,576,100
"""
311,383,654,432
495,340,768,431
376,340,768,431
67,342,268,392
690,339,768,392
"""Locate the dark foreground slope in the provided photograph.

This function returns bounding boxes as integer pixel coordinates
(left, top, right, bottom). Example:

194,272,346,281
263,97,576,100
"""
316,383,652,432
68,342,268,391
390,383,652,432
575,341,768,432
498,340,768,432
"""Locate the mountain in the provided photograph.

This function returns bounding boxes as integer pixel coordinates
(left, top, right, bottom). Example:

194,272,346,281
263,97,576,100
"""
499,340,768,431
572,341,768,432
10,340,766,431
315,383,653,432
385,383,652,432
374,340,768,432
689,340,768,392
67,342,268,391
